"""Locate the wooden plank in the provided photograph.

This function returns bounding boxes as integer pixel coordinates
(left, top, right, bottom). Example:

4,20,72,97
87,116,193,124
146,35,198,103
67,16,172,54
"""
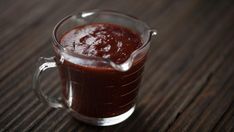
213,103,234,132
169,44,234,131
115,1,234,131
0,0,106,130
0,0,233,131
0,0,103,98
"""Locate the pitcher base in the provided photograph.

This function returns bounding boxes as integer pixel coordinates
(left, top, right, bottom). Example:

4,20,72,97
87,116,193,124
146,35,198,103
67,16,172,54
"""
69,105,135,126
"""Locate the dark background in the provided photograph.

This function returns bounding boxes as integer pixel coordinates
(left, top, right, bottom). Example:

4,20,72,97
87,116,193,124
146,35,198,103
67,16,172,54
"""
0,0,233,131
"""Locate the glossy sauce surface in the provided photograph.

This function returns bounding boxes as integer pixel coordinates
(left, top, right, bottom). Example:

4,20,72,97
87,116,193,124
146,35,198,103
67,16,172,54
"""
57,23,146,117
60,23,142,64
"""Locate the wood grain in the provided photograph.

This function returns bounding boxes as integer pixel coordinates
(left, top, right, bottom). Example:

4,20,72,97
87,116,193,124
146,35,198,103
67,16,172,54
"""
0,0,233,131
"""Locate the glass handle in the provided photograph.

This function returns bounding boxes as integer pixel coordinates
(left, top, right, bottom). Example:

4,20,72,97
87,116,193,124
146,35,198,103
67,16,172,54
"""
33,56,64,109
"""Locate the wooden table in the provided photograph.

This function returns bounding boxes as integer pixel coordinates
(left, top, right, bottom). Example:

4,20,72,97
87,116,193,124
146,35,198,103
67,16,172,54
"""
0,0,233,131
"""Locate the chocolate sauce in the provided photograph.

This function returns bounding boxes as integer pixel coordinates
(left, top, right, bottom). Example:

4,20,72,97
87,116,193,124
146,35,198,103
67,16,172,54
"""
57,23,146,117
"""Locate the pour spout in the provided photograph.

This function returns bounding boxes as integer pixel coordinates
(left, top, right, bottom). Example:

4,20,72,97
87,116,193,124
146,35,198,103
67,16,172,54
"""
109,57,134,72
110,29,157,72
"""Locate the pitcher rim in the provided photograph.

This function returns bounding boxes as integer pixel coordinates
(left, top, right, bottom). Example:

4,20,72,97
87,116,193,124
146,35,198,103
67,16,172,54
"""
52,9,156,67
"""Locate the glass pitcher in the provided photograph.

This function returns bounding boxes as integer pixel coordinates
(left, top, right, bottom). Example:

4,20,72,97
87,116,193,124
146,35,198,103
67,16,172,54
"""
33,10,157,126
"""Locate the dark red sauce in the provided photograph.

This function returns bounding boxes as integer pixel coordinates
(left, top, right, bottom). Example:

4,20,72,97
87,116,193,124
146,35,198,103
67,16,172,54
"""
56,23,146,117
60,23,142,64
